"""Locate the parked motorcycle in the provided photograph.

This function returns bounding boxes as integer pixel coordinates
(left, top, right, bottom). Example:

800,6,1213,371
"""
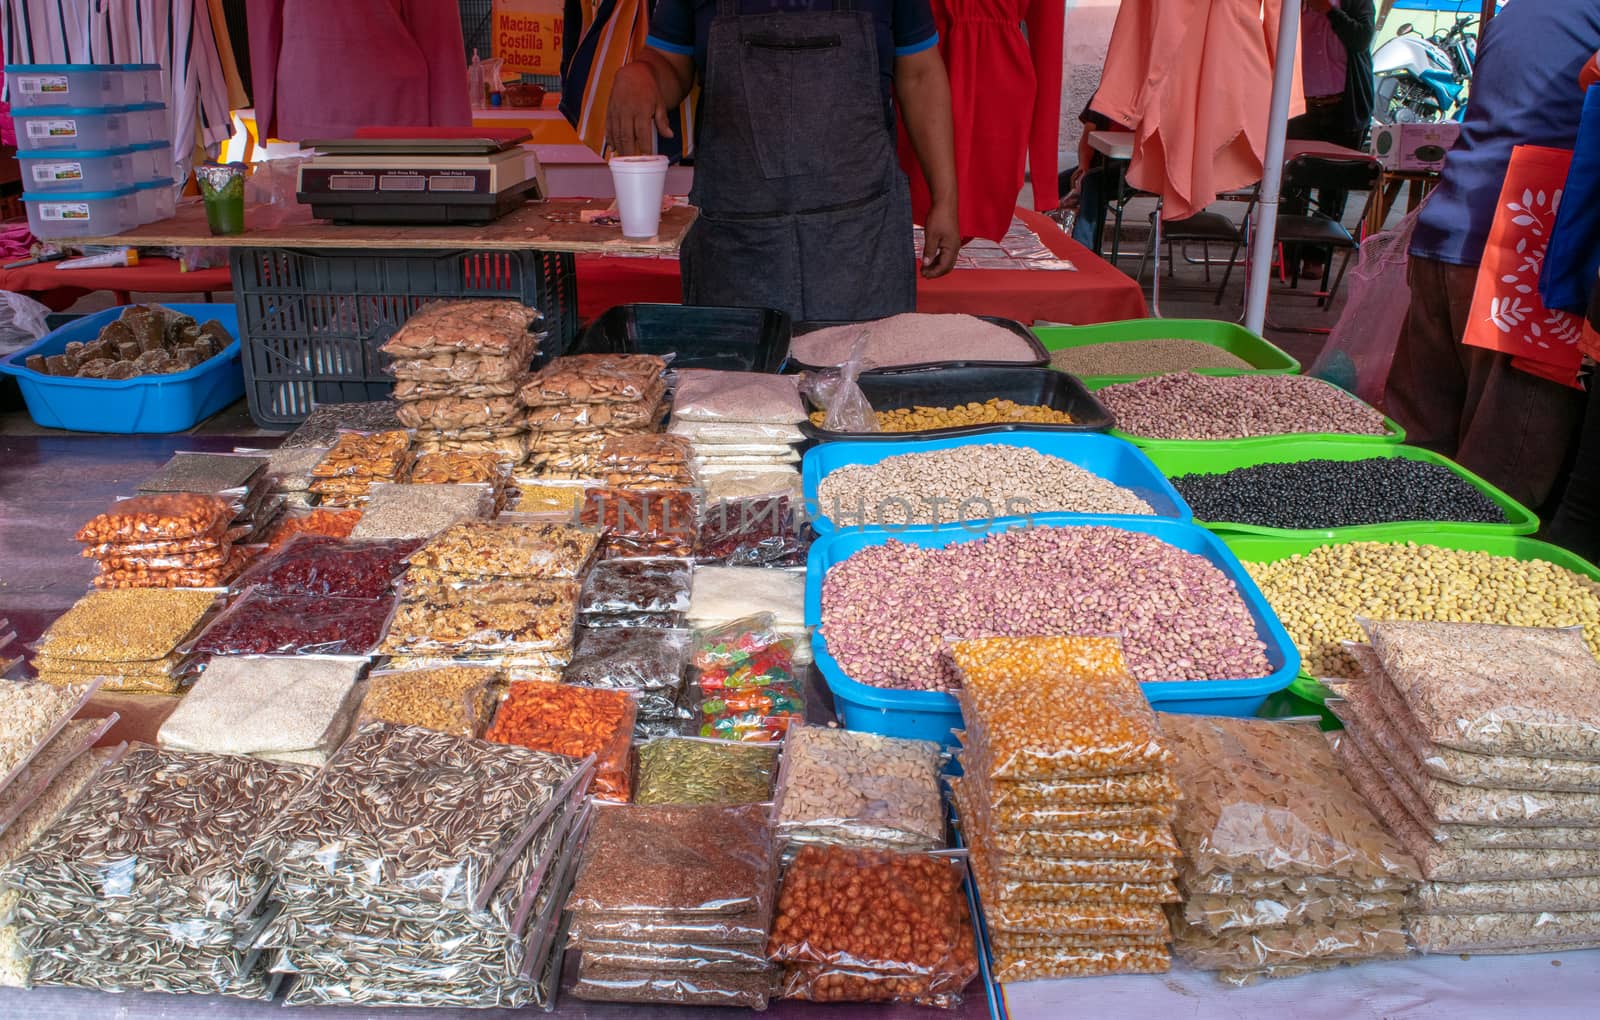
1373,16,1477,124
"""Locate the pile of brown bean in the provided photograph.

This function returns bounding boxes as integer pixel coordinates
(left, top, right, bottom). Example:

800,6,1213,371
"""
1049,339,1254,377
819,526,1271,691
816,445,1153,524
1096,372,1389,440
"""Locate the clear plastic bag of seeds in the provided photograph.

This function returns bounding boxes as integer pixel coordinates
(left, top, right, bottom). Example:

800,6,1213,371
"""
633,737,779,806
989,945,1171,983
773,726,946,850
570,963,772,1009
1171,909,1410,971
353,664,502,738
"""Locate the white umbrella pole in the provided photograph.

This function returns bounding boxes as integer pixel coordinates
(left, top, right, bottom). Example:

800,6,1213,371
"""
1244,0,1302,335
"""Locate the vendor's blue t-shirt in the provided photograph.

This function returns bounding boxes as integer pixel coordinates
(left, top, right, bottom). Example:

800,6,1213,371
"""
1410,1,1600,266
647,0,938,126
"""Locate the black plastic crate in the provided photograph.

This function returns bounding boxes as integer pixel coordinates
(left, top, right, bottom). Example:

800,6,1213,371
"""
788,314,1048,374
576,303,791,372
232,247,578,428
800,365,1114,442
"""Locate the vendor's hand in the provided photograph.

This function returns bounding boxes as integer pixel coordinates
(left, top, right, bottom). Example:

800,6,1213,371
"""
608,63,674,156
921,203,960,279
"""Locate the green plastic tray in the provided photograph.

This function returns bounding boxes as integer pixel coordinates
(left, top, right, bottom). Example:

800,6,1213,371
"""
1142,440,1539,540
1084,374,1406,451
1224,532,1600,703
1034,318,1300,384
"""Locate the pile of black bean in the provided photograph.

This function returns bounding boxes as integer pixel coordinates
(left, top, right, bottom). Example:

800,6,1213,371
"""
1170,457,1509,530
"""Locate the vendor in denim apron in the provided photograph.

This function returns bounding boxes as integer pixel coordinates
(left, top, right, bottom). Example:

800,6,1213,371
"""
607,0,960,320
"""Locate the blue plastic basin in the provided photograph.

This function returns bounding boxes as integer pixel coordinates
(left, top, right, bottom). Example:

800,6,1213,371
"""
805,514,1301,747
0,304,244,433
800,430,1191,532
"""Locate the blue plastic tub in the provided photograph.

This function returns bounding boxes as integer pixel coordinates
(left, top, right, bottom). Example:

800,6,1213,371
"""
0,304,244,433
805,514,1302,746
800,430,1191,533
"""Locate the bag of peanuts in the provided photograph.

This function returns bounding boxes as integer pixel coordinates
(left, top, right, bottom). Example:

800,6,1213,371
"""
768,845,979,1008
75,492,238,544
354,664,502,739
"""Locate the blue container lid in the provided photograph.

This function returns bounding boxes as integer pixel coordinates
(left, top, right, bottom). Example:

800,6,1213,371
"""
130,140,171,152
133,179,174,192
10,102,164,117
14,143,146,160
6,63,161,72
22,185,139,201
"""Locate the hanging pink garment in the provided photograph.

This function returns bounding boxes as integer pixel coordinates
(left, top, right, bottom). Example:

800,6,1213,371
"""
1092,0,1303,221
247,0,471,141
898,0,1064,242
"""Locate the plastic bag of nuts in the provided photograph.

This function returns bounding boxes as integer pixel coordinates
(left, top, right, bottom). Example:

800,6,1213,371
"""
75,492,237,544
407,520,600,579
633,737,779,806
380,579,579,656
951,636,1171,780
190,590,397,658
354,665,502,738
773,726,946,851
485,682,636,801
1170,910,1409,970
989,945,1171,982
92,546,258,589
768,845,978,1008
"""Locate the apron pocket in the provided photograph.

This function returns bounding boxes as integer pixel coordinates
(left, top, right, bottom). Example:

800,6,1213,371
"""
682,210,803,315
737,39,860,181
791,178,917,320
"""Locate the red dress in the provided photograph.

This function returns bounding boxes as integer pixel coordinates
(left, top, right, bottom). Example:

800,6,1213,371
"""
898,0,1064,242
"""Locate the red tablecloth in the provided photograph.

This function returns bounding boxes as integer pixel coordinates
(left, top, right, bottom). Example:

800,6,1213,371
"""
575,207,1147,324
0,257,233,310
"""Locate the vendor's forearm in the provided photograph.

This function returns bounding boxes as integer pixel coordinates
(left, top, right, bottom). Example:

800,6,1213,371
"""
895,50,958,206
637,47,694,110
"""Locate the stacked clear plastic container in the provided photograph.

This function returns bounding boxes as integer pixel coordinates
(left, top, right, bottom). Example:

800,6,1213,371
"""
8,63,175,239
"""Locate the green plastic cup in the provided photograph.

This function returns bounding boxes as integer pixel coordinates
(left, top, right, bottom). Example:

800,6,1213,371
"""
196,162,246,236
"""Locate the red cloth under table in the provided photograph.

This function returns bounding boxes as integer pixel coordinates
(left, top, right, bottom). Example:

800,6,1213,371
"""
0,258,233,311
576,208,1147,324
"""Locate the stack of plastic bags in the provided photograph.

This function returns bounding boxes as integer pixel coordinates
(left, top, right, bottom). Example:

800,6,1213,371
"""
1163,712,1420,984
382,300,547,466
0,718,119,989
4,746,313,998
519,353,670,476
688,565,810,664
950,636,1181,981
670,370,809,565
31,588,216,693
234,444,329,509
381,520,599,682
308,431,415,508
567,803,778,1009
668,369,806,478
75,492,257,591
137,451,281,545
252,724,593,1007
1327,620,1600,957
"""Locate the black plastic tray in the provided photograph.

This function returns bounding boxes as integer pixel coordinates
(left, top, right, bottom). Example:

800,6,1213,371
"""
787,314,1049,375
800,365,1115,441
575,303,791,373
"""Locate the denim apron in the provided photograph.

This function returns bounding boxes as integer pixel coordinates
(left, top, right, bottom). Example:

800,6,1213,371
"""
681,0,918,320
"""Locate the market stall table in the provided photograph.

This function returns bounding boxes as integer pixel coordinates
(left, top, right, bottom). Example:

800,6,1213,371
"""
573,208,1147,324
0,256,232,311
74,199,695,428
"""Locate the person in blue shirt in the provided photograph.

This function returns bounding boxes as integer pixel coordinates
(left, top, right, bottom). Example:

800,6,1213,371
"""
606,0,959,321
1385,0,1600,511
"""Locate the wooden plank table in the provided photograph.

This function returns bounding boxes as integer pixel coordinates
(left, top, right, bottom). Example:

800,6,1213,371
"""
77,197,695,254
71,198,695,429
